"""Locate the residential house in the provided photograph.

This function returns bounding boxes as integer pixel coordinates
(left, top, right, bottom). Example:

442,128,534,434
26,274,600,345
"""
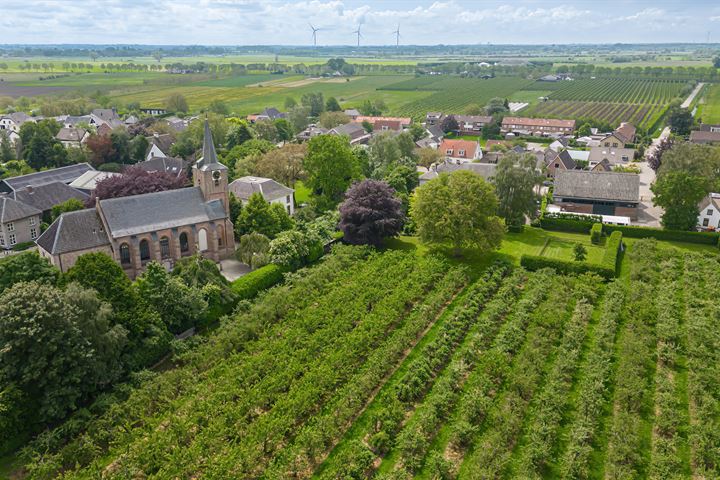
0,112,34,138
0,163,94,194
228,176,295,215
544,149,576,178
454,115,493,135
247,107,286,123
697,193,720,230
145,133,176,161
56,127,90,148
37,121,236,277
164,116,190,133
96,123,113,137
91,108,120,124
567,150,590,164
588,146,635,167
344,109,361,120
689,130,720,145
415,124,444,149
69,170,121,193
613,122,637,144
591,159,613,172
124,115,139,126
440,139,482,163
353,116,411,131
140,108,168,116
501,117,576,136
328,122,371,145
698,123,720,132
296,125,328,142
0,196,41,250
598,133,627,149
425,112,445,126
419,160,497,185
553,170,640,219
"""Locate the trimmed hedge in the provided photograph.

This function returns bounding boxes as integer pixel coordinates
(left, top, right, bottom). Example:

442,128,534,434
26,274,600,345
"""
230,264,284,300
590,223,602,245
602,224,719,245
602,231,623,273
540,216,596,233
520,255,615,280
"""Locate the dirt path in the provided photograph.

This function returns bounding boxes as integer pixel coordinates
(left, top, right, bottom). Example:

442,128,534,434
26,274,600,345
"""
681,82,704,109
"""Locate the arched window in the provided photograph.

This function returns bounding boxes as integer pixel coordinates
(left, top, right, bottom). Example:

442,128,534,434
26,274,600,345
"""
179,232,189,253
198,228,208,252
119,243,131,264
139,239,151,261
160,236,170,259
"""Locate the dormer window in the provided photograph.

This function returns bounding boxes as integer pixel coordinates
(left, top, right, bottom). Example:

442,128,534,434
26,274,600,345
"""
458,150,465,156
446,149,453,155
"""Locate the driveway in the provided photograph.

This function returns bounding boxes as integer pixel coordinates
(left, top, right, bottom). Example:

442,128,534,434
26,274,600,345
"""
681,82,704,109
635,160,662,227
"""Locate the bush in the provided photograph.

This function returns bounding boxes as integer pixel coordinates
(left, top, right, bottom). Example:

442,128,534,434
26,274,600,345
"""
602,224,719,245
230,264,284,300
11,241,35,251
520,255,615,280
590,223,602,244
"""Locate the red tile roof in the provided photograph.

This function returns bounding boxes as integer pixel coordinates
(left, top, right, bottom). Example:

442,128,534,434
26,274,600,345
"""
440,139,479,159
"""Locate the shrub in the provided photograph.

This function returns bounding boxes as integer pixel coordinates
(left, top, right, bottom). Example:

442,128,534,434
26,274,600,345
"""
602,224,719,245
520,255,615,280
602,231,623,274
590,223,602,244
230,264,284,300
540,213,600,233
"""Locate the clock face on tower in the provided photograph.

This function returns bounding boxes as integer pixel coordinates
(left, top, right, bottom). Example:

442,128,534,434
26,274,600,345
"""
212,170,221,180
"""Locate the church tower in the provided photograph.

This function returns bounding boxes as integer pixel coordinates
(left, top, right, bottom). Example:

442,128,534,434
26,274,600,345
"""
193,120,229,213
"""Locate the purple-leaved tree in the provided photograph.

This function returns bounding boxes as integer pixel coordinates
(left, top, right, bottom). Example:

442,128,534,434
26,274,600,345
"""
338,179,405,246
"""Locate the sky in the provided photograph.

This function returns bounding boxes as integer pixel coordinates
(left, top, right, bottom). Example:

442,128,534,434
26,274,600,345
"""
2,0,720,46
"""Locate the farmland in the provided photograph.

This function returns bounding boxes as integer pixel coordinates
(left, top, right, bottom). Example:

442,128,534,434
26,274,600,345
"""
697,83,720,123
12,230,720,480
524,78,687,130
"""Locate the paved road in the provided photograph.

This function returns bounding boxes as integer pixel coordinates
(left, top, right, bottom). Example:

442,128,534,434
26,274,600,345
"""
644,126,670,160
681,82,705,109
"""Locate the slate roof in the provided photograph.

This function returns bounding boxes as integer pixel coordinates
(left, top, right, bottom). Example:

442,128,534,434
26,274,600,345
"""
147,133,176,156
195,120,227,172
426,124,444,140
0,163,94,193
13,182,88,213
91,108,119,122
229,176,294,202
689,131,720,144
591,159,613,172
36,208,110,255
420,161,497,182
329,122,369,142
0,196,41,223
547,149,577,170
135,157,188,177
554,170,640,203
698,193,720,212
99,187,226,238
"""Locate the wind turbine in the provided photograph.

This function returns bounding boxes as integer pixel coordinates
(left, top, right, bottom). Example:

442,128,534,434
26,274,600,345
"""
310,24,320,47
353,24,362,47
392,24,401,47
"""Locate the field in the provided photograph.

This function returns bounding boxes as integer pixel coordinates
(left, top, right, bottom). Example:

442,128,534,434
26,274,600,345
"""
524,78,687,130
697,83,720,123
11,227,720,480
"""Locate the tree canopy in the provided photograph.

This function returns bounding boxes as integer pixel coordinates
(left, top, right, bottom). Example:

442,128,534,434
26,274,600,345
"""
493,153,541,228
651,170,707,231
88,166,187,205
303,135,360,210
411,170,505,255
339,180,405,246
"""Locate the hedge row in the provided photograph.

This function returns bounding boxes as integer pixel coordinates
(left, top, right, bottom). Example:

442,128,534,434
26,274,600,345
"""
602,231,623,273
602,224,719,245
230,264,284,300
520,255,615,280
540,216,596,233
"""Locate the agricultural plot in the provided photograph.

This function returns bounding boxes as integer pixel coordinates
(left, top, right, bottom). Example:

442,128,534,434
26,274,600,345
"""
697,83,720,123
14,235,720,480
525,78,686,130
391,77,533,120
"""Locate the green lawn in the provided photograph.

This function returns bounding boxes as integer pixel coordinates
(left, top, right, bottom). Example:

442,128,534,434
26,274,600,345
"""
698,83,720,123
293,180,311,204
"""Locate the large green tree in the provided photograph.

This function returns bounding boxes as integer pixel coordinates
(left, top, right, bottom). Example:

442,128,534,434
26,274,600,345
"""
411,170,505,256
656,142,720,191
493,153,541,229
651,170,707,231
0,251,59,294
235,192,293,238
303,135,360,210
667,105,693,136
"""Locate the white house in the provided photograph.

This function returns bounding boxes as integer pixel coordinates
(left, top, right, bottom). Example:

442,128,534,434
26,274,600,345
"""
697,193,720,230
228,176,295,215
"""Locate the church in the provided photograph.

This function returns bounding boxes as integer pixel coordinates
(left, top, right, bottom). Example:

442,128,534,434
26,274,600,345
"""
36,121,236,278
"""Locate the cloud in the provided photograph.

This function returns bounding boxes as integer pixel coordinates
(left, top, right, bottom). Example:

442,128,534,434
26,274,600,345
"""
0,0,714,45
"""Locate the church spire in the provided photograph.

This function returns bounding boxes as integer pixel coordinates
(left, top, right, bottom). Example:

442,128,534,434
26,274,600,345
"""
196,119,227,171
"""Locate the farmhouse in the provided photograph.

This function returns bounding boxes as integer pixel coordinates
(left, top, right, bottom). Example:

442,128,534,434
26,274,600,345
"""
229,176,295,215
440,138,482,162
501,116,576,136
697,193,720,230
37,121,236,277
247,107,286,123
55,127,90,148
553,170,640,220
